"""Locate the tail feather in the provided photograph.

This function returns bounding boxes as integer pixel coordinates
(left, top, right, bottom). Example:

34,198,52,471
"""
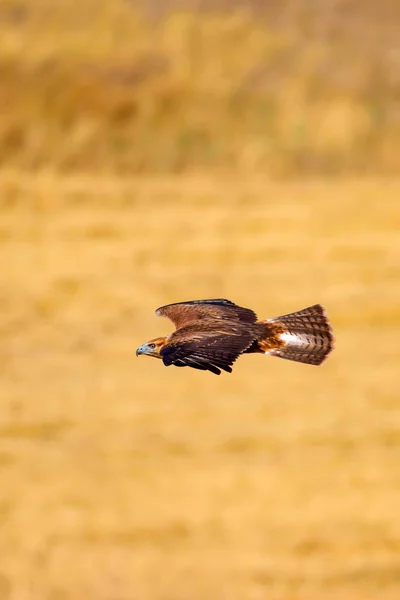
263,304,334,366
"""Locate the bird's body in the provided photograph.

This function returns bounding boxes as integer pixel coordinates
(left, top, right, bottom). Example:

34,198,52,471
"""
136,298,334,375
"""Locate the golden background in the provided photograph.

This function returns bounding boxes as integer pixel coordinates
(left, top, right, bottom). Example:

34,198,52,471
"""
0,1,399,599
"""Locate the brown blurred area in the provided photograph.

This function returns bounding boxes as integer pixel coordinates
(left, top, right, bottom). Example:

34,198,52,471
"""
0,2,399,600
0,0,399,174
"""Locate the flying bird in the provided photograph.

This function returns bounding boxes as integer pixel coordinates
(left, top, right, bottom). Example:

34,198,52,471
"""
136,299,334,375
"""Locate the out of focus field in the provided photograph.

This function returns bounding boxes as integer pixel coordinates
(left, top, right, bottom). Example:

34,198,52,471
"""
1,0,400,175
1,175,399,600
0,1,400,600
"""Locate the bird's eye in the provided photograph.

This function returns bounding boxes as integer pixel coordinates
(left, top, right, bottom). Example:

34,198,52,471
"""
149,343,156,349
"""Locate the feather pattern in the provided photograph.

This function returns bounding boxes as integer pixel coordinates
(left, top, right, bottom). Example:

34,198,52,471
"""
161,326,257,375
263,304,334,365
156,298,257,329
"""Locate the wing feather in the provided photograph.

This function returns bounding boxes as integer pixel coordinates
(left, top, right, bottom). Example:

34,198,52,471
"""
160,329,255,375
156,299,257,329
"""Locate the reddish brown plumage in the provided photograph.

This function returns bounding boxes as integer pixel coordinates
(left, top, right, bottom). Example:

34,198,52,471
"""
137,299,334,375
244,322,287,353
156,299,257,328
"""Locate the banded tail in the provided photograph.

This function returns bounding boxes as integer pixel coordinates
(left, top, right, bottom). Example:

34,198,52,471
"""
259,304,334,365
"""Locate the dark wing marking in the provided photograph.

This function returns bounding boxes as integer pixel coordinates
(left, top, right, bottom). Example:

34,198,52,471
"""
155,299,257,329
160,330,255,375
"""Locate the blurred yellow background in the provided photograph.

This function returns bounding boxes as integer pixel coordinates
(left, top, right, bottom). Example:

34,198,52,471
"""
0,1,399,599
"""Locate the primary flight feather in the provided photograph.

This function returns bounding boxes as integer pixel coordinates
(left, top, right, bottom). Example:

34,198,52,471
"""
136,299,334,375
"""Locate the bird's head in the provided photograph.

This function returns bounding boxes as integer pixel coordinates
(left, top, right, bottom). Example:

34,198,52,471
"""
136,336,167,359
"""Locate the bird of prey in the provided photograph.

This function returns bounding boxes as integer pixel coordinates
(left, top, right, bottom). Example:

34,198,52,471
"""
136,299,334,375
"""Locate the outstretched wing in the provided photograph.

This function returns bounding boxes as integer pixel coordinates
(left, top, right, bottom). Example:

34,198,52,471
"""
156,298,257,330
160,329,256,375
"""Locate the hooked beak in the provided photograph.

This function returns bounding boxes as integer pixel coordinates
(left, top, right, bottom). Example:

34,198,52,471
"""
136,344,147,356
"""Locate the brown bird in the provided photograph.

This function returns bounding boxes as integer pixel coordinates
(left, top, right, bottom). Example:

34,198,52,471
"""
136,299,334,375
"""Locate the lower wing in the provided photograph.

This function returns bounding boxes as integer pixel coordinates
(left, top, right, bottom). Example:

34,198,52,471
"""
160,331,255,375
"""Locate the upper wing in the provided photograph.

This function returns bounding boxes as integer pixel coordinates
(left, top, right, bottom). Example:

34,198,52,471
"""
160,329,256,375
155,298,257,330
